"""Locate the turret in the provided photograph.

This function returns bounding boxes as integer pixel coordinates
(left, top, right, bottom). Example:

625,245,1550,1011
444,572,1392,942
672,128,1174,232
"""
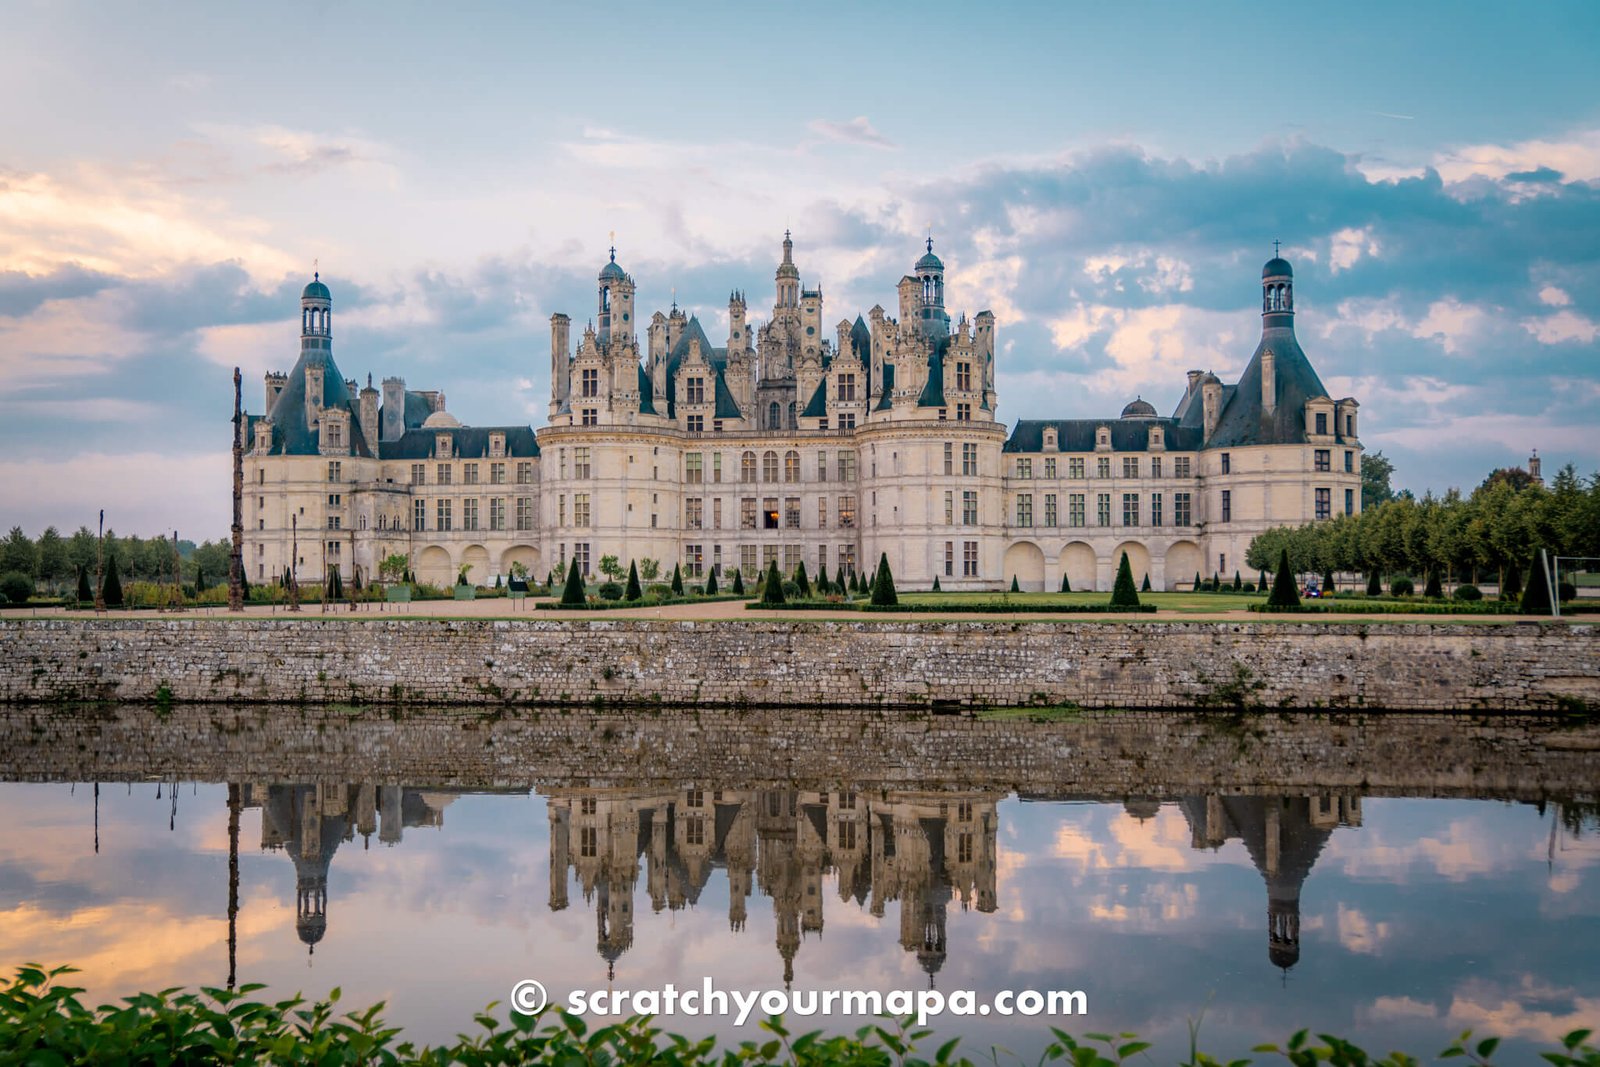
775,231,799,308
913,237,949,339
1201,373,1223,442
301,273,331,354
597,247,634,347
1262,251,1293,330
729,291,748,354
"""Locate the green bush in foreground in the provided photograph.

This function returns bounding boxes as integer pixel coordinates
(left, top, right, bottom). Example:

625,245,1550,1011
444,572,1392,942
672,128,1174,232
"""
1,966,1595,1067
1110,552,1140,609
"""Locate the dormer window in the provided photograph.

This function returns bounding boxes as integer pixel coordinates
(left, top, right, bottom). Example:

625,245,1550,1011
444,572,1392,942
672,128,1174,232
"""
1315,412,1327,435
1042,428,1058,452
1096,427,1110,450
326,422,342,448
436,434,452,459
490,433,506,457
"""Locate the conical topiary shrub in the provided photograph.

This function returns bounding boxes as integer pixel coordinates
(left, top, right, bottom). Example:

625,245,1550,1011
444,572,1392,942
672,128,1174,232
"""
870,552,898,607
795,561,811,599
1268,548,1301,609
1193,571,1202,592
670,564,684,596
1233,570,1242,591
1141,573,1151,592
932,575,942,592
1503,563,1522,600
1366,570,1382,596
1322,570,1335,597
762,559,786,605
76,564,92,605
625,561,642,601
1110,552,1140,608
1258,571,1269,593
1061,573,1071,593
103,554,123,607
1010,575,1020,593
704,568,718,595
1520,552,1554,616
732,569,745,596
1424,568,1443,599
560,558,586,607
1211,571,1221,592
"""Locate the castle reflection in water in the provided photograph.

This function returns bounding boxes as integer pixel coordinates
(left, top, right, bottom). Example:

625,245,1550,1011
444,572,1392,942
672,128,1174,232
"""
243,784,1360,978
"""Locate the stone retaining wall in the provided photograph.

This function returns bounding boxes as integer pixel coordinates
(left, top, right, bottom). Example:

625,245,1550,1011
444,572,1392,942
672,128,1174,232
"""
2,618,1596,710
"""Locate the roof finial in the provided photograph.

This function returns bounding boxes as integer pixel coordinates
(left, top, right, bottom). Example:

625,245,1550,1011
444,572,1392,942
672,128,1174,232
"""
609,231,616,263
1273,239,1281,257
927,225,933,254
313,257,319,282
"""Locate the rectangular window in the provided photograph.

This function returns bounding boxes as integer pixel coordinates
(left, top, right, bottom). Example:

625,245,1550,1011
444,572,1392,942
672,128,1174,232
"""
1096,493,1111,526
713,452,723,482
817,497,828,528
580,368,599,398
1151,492,1163,526
490,433,505,458
945,541,954,577
437,463,452,485
956,402,971,421
1316,412,1328,435
838,544,856,576
763,497,779,530
490,498,506,531
944,490,954,525
326,422,342,447
741,545,758,575
816,451,828,482
558,495,566,526
685,376,705,404
326,515,341,530
784,497,800,528
1150,457,1162,478
764,452,779,481
574,447,592,479
581,409,598,426
1221,489,1232,522
1016,493,1033,526
1096,456,1111,479
963,541,978,577
574,493,590,526
962,490,978,525
1017,457,1032,479
713,497,723,529
1316,487,1331,520
839,495,856,528
463,498,479,531
840,453,857,481
944,442,954,476
1221,453,1231,474
1044,457,1057,478
1345,488,1354,515
741,497,757,530
955,362,972,391
411,463,426,485
1122,493,1139,526
1315,449,1330,472
839,412,855,430
516,461,534,484
1122,457,1139,478
327,461,341,482
1069,493,1085,527
1344,450,1354,473
1044,493,1057,526
1174,492,1192,526
685,545,704,577
686,498,703,529
327,493,342,507
490,462,506,485
837,373,856,401
1175,456,1191,478
516,497,534,530
463,462,479,485
436,499,452,531
1069,457,1085,479
686,453,703,483
783,544,801,574
574,542,590,576
686,414,704,432
962,443,978,476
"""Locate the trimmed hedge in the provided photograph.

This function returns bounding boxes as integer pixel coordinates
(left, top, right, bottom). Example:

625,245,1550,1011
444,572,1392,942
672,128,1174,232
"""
537,593,749,611
1249,600,1511,615
746,600,1158,614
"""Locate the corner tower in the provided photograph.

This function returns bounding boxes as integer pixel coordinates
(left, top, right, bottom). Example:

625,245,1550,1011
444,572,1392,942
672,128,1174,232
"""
302,273,332,354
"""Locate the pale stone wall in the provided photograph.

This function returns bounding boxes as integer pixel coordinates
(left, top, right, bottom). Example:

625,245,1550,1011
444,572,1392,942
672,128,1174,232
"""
2,619,1595,711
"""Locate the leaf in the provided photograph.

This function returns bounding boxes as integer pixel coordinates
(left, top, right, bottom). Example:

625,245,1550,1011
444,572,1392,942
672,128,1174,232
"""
1476,1037,1500,1060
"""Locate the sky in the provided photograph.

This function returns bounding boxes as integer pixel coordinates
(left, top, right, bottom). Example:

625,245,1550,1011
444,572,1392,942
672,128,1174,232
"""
3,0,1599,537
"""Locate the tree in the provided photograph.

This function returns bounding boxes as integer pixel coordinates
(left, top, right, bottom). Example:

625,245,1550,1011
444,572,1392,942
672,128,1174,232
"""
0,572,32,605
731,569,745,596
1193,571,1202,592
559,559,586,606
1233,570,1242,591
795,561,811,598
36,527,67,588
1322,569,1335,596
196,566,206,593
1423,568,1442,598
1110,552,1140,608
1,527,36,578
1060,573,1071,593
1520,551,1554,616
1268,548,1301,609
816,563,831,595
1258,571,1269,593
638,558,661,582
1141,573,1151,592
328,567,344,601
932,575,942,592
102,554,124,607
670,564,684,596
68,526,96,574
762,559,786,605
870,553,898,607
598,554,625,583
704,568,719,595
76,564,92,604
625,561,642,601
1010,575,1020,593
1479,466,1537,494
1362,450,1397,510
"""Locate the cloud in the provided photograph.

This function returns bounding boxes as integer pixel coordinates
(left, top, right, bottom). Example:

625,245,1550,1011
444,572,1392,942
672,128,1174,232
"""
1522,309,1599,345
806,117,896,150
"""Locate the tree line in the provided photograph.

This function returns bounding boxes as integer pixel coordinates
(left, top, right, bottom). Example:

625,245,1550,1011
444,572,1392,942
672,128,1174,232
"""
0,526,233,595
1245,463,1600,587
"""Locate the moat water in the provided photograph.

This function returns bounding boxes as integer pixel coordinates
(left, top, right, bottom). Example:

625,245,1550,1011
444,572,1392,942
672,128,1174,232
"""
0,706,1595,1061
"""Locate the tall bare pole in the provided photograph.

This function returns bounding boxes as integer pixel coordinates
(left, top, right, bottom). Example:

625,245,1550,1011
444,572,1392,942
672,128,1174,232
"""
230,367,244,612
289,514,300,611
94,509,106,613
227,782,241,989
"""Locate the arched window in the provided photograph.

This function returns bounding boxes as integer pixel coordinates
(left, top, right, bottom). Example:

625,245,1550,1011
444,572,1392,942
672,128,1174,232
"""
763,450,779,482
784,450,800,482
768,401,781,429
741,451,757,482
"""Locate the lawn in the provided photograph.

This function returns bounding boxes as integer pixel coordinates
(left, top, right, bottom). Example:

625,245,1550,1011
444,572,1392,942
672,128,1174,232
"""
894,590,1265,613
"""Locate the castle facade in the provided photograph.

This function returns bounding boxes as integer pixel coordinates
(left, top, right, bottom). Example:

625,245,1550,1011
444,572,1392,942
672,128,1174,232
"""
242,237,1361,591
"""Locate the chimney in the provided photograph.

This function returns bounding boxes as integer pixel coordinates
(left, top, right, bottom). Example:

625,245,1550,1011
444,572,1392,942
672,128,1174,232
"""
551,313,571,411
1202,377,1222,442
381,376,406,442
1261,349,1276,417
359,383,380,456
265,372,287,412
1186,369,1203,394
